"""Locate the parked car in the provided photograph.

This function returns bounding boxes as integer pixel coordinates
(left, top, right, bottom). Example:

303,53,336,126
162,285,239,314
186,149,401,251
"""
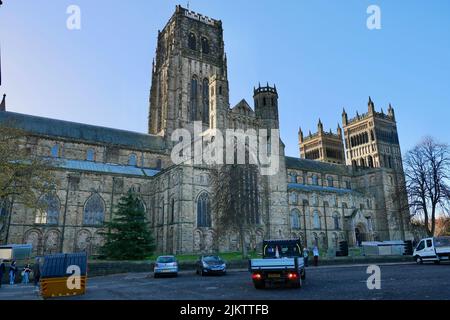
196,255,226,276
154,256,178,278
413,237,450,264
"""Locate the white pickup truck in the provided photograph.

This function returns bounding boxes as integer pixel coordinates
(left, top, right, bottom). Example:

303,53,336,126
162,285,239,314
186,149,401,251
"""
413,237,450,264
249,239,305,289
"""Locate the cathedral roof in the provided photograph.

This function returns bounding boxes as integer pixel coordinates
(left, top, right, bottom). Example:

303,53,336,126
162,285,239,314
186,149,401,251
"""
285,156,351,175
0,111,166,151
56,159,160,177
231,99,255,116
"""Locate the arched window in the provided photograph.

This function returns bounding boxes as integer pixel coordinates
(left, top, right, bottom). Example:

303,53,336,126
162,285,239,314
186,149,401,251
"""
313,211,321,229
312,175,319,186
201,37,209,54
291,209,300,230
51,144,60,158
202,78,209,124
128,154,137,166
289,192,298,205
190,76,198,121
188,33,196,50
170,198,175,224
333,213,340,230
368,155,374,168
327,176,334,187
36,194,60,225
83,194,105,226
197,192,211,228
86,149,95,161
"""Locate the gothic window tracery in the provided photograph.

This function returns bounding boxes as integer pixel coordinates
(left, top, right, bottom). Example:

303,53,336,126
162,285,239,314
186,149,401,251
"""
83,194,105,226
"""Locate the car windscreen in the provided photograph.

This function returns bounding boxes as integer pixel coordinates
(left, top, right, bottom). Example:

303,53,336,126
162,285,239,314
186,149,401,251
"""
203,256,222,263
157,256,175,263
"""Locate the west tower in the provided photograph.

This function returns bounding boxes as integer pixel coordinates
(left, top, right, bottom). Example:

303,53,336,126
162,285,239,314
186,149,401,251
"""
148,5,228,138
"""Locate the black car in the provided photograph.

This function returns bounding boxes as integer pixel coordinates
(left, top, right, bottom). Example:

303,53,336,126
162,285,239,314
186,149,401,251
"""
195,255,227,276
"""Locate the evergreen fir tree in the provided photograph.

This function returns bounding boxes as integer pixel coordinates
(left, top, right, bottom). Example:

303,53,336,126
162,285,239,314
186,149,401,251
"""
101,191,155,260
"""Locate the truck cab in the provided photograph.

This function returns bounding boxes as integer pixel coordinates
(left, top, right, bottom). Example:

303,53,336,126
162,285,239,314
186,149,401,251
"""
249,239,305,289
413,237,450,264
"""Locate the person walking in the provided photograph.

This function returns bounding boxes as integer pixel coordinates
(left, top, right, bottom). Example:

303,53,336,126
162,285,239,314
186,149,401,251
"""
33,258,41,287
22,263,32,284
0,259,5,288
313,245,320,267
303,248,309,267
9,260,17,285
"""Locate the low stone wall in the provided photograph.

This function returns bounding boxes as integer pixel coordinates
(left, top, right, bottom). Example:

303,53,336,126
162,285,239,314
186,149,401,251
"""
86,255,413,277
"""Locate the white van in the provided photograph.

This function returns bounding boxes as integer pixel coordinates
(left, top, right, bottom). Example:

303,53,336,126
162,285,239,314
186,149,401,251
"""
413,237,450,264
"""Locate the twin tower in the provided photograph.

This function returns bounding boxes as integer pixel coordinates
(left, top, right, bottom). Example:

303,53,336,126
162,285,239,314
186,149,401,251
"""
299,97,402,172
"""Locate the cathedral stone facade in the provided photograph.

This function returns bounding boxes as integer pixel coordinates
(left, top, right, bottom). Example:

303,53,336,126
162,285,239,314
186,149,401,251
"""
0,6,411,257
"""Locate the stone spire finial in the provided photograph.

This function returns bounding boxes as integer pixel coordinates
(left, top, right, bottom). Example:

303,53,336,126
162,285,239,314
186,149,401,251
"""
318,118,323,133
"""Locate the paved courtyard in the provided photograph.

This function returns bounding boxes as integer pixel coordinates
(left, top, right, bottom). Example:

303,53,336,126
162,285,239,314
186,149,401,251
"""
1,262,450,300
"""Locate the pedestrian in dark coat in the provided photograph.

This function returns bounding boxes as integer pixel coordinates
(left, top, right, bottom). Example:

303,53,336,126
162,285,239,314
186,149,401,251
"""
33,258,41,287
0,259,5,288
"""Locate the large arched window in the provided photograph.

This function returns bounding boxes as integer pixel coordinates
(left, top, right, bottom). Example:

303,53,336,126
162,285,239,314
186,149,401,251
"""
83,194,105,226
202,78,209,124
313,211,321,229
188,33,197,50
197,192,211,228
36,194,60,225
201,37,210,54
190,76,198,121
291,209,300,230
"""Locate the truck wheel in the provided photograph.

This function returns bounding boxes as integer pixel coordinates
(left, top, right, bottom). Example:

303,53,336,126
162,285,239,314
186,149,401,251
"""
254,281,265,289
415,256,423,264
292,278,302,289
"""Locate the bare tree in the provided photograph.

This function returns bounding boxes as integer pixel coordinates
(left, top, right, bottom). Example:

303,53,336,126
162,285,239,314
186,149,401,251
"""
0,125,58,241
211,163,260,258
404,137,450,236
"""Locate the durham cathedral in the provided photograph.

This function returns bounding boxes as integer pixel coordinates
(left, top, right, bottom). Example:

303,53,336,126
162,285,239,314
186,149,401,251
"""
0,6,411,256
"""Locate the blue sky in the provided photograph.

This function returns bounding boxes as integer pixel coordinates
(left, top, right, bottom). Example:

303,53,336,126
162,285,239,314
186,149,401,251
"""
1,0,449,157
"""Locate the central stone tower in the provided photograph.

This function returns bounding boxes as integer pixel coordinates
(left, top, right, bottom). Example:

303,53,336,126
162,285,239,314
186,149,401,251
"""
148,5,228,138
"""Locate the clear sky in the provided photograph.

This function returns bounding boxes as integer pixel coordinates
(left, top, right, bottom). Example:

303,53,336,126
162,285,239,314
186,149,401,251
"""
1,0,449,157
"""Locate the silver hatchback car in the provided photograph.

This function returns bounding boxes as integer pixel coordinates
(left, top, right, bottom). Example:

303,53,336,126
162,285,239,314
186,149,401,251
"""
154,256,178,278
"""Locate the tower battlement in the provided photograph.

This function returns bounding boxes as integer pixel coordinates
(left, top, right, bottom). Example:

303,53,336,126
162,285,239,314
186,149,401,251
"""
253,84,278,96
